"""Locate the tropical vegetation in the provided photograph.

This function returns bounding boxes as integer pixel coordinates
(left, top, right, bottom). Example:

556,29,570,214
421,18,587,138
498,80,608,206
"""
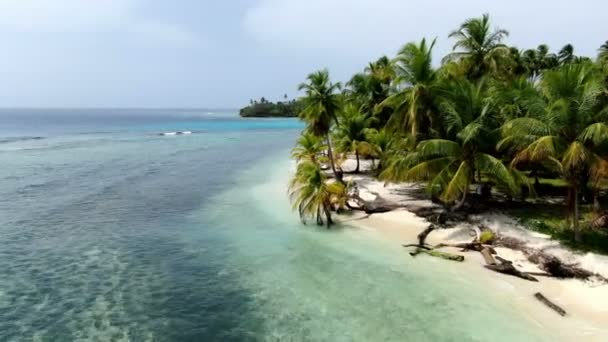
288,13,608,247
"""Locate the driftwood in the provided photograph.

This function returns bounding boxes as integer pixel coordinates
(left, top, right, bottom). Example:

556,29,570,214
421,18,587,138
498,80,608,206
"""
434,242,485,252
480,247,496,265
484,256,538,282
534,292,567,316
412,249,464,261
404,225,464,261
496,236,608,283
347,193,402,214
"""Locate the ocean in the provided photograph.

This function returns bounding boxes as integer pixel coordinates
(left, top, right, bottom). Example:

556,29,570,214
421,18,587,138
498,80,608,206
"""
0,109,555,341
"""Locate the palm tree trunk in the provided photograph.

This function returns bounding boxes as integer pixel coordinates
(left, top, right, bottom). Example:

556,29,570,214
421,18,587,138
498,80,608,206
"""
323,204,333,229
566,186,572,226
326,135,343,183
451,182,469,212
594,190,601,213
355,150,360,173
573,186,581,243
316,207,323,226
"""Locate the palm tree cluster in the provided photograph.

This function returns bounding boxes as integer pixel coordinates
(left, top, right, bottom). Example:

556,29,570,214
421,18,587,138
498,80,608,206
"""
290,14,608,241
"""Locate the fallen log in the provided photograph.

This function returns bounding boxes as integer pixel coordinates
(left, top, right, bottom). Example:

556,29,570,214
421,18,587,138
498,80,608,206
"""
346,193,402,214
484,257,538,282
409,249,465,262
496,236,608,283
534,292,567,316
434,242,484,252
417,225,435,246
481,247,496,265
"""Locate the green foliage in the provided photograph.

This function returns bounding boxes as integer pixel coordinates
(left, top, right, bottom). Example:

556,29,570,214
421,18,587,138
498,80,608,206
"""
287,13,608,244
298,69,342,137
239,98,301,117
288,161,346,227
479,231,496,244
444,13,510,79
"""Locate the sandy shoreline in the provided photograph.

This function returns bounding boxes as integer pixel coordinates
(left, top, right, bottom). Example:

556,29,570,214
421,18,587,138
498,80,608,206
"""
337,168,608,341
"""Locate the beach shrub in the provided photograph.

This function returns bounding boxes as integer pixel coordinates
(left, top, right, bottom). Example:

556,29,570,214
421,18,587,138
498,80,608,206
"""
479,230,496,244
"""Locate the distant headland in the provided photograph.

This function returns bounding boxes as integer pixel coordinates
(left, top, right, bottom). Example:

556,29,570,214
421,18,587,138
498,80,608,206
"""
239,96,302,117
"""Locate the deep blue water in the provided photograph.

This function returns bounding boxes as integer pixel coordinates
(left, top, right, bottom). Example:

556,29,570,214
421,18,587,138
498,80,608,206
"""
0,109,564,341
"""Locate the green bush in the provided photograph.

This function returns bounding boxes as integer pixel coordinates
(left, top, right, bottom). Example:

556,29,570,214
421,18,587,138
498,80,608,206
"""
479,230,496,244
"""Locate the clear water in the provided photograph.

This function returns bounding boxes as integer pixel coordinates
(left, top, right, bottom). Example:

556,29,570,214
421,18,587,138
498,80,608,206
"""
0,110,555,341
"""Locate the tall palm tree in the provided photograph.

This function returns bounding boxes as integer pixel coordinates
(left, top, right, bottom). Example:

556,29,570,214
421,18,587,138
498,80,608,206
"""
289,161,345,228
558,44,575,65
334,104,375,173
381,38,440,140
298,70,343,181
444,14,510,79
344,56,394,128
381,78,520,210
502,63,607,242
292,132,325,163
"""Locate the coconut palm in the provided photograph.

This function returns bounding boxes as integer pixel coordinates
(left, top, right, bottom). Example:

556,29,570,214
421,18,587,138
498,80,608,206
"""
298,70,343,181
289,161,346,228
444,14,510,79
381,38,440,140
334,104,376,173
502,62,607,242
344,56,394,127
521,44,558,80
558,44,575,65
363,128,406,171
599,41,608,68
381,78,520,210
490,76,545,121
292,132,325,163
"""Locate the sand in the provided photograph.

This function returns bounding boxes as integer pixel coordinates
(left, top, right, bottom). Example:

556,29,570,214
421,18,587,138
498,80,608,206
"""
337,165,608,341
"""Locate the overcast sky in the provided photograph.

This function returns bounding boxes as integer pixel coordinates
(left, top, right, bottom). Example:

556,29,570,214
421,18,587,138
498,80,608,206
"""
0,0,606,108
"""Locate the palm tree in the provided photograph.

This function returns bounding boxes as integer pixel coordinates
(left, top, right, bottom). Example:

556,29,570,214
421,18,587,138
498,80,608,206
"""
344,56,394,127
289,161,345,228
363,128,405,171
490,76,545,121
558,44,575,65
599,41,608,68
334,104,375,173
298,70,343,182
444,14,510,79
381,78,520,210
292,132,325,163
381,38,440,140
521,44,558,80
502,63,607,242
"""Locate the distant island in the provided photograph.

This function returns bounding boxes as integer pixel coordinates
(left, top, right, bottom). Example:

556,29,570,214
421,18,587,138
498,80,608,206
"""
239,96,302,117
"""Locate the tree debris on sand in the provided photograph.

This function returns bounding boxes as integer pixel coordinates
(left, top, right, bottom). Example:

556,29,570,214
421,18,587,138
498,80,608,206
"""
534,292,567,316
403,224,465,262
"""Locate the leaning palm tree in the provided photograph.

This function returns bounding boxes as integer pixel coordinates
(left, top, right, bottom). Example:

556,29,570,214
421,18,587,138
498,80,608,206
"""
289,161,345,228
292,132,325,163
334,104,375,173
298,70,343,181
381,78,520,210
380,38,440,140
501,62,607,242
444,14,510,79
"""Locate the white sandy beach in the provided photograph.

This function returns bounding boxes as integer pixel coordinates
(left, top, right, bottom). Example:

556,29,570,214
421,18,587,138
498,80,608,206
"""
336,160,608,341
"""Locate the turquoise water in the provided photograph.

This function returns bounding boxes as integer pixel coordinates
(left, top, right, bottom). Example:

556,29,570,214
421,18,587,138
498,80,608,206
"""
0,110,554,341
